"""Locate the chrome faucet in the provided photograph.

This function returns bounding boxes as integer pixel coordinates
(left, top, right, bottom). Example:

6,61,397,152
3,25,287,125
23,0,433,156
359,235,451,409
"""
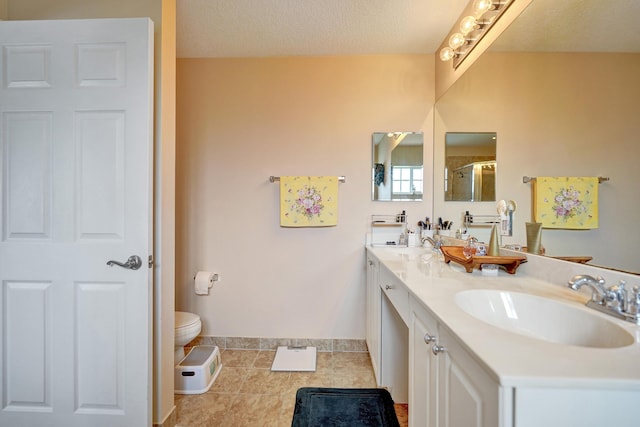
421,236,442,251
568,275,639,325
568,275,608,303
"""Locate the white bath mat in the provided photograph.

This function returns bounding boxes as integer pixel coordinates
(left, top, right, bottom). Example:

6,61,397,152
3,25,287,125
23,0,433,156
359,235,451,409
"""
271,346,317,372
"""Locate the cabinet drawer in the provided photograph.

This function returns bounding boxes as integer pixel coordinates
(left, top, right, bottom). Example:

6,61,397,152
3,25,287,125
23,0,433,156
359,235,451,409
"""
379,265,409,325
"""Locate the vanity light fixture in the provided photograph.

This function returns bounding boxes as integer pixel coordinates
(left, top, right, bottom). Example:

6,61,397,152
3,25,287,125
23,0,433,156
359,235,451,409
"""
440,46,456,61
387,132,406,140
449,32,466,50
459,16,479,36
472,0,496,16
440,0,514,69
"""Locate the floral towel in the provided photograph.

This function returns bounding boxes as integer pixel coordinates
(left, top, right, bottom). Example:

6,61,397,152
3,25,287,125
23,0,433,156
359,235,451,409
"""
533,177,598,229
280,176,338,227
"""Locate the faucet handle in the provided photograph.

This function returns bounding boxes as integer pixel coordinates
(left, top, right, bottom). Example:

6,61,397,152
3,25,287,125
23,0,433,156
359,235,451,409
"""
606,280,628,313
627,285,640,315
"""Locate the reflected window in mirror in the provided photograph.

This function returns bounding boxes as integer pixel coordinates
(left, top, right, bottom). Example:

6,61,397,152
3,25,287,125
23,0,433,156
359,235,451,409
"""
445,132,496,201
372,132,423,201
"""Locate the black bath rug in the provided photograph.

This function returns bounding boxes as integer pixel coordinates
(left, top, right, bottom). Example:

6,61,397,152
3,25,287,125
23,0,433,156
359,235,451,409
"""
291,387,400,427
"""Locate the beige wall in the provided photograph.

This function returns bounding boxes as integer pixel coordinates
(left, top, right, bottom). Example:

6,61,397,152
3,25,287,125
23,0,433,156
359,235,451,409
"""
176,55,434,339
7,1,177,425
435,52,640,273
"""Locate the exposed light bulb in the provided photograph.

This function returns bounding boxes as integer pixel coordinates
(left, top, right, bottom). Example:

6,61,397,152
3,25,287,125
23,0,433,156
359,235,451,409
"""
460,16,478,35
439,47,455,61
448,33,466,50
472,0,494,17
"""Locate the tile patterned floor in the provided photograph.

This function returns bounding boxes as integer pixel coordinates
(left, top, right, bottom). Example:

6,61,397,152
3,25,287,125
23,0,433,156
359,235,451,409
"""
175,349,408,427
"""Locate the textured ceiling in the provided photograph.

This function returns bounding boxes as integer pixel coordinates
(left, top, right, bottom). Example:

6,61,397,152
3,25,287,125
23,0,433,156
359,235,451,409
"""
491,0,640,52
177,0,640,58
176,0,469,58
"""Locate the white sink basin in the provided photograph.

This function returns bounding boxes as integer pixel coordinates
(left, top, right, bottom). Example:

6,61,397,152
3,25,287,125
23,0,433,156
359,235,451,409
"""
376,246,426,254
455,290,634,348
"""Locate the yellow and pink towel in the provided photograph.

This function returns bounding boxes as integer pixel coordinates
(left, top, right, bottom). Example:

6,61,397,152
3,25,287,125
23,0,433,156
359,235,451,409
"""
280,176,338,227
533,177,598,229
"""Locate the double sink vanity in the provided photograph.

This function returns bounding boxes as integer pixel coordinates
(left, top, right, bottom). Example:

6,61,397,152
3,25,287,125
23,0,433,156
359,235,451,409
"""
365,244,640,427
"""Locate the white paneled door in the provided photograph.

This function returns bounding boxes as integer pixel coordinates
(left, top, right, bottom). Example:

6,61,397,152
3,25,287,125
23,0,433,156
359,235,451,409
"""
0,19,153,427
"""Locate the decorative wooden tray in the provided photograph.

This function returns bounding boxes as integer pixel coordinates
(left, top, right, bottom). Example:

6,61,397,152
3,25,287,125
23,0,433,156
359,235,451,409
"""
440,246,527,274
551,256,593,264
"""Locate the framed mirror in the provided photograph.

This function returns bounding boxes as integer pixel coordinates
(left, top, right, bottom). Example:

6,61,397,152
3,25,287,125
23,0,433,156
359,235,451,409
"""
371,132,423,201
445,132,496,201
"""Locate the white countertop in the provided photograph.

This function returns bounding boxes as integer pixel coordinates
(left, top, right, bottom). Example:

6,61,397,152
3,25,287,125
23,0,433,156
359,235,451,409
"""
367,245,640,389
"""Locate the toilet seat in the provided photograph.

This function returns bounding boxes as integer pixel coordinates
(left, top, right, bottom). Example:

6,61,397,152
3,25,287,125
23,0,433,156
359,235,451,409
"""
176,311,200,330
175,311,202,347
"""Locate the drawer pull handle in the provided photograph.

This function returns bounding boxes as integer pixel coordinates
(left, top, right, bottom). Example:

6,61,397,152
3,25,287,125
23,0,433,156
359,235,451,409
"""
424,334,437,344
385,284,393,290
432,344,446,355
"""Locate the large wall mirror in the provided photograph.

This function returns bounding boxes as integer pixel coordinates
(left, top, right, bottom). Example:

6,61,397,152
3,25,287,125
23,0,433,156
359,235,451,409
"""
445,132,496,202
372,132,424,201
434,0,640,273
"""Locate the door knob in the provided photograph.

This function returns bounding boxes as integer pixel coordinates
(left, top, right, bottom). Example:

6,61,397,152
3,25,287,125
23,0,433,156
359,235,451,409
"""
107,255,142,270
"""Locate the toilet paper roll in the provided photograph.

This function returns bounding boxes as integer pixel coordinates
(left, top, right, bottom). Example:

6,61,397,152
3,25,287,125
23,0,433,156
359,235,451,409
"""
194,271,214,295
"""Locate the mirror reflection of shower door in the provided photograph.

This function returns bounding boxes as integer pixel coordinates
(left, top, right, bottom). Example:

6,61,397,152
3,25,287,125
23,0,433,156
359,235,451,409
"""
445,132,496,202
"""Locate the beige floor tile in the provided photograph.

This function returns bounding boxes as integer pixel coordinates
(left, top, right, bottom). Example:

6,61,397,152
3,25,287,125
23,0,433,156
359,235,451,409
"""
287,371,333,394
223,394,291,427
332,351,372,369
253,350,276,368
240,368,291,394
174,392,235,427
208,366,248,393
175,349,407,427
221,349,259,367
315,351,333,371
332,368,377,388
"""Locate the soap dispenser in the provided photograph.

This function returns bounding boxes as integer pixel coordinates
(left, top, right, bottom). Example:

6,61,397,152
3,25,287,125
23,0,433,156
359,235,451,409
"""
398,231,407,246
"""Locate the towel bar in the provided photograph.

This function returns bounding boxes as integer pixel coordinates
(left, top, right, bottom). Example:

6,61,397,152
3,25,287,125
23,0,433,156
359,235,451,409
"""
522,176,609,184
270,175,346,183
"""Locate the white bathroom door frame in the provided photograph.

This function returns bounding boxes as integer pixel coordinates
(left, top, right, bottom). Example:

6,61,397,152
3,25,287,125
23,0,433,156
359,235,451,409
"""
0,19,154,427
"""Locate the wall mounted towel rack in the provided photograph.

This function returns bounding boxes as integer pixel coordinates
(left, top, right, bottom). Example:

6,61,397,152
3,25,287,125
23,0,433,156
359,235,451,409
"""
522,176,609,184
269,175,346,183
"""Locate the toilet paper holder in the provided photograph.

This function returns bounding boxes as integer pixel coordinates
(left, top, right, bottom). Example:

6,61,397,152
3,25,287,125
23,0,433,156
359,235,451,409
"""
193,273,219,281
194,271,220,296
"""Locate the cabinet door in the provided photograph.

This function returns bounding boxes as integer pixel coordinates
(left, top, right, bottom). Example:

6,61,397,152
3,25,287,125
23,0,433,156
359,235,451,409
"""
437,327,500,427
379,265,410,325
379,265,409,403
409,302,439,427
365,255,381,384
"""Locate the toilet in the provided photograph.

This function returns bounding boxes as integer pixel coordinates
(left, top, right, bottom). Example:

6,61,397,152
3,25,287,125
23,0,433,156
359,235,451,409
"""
175,311,202,364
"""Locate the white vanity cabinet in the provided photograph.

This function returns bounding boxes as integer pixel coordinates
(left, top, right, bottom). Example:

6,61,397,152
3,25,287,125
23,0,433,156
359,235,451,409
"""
409,297,501,427
379,263,410,325
408,298,438,427
379,263,409,403
365,254,382,384
368,246,640,427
